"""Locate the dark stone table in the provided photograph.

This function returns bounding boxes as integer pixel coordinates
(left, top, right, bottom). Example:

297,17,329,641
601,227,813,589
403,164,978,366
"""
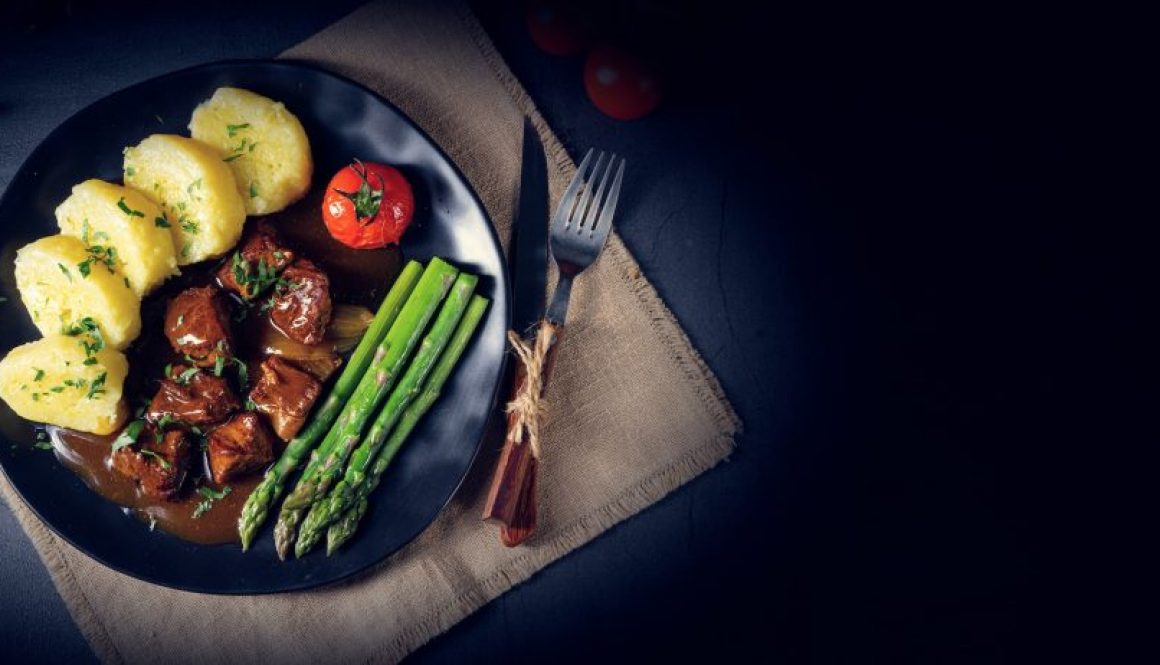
2,1,1118,662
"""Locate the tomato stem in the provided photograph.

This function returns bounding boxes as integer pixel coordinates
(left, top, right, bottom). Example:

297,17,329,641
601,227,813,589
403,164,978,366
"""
333,159,384,223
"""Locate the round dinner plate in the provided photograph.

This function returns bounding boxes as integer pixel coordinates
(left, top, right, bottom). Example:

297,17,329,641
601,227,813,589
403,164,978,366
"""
0,60,509,593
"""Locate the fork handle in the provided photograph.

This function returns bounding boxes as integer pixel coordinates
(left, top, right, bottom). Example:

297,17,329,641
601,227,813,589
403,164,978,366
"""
481,319,563,544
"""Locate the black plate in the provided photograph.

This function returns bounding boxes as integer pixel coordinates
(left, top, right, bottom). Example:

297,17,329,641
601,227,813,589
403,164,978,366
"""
0,60,509,593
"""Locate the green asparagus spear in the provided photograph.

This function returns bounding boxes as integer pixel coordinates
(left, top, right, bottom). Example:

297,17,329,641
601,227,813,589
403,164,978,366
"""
326,295,489,554
281,258,460,510
295,274,478,556
237,260,423,550
273,258,460,558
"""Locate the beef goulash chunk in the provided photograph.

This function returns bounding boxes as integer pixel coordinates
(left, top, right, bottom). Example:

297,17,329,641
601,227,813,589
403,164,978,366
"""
206,412,277,484
165,286,234,368
216,221,296,300
248,356,322,441
269,257,332,346
111,424,192,501
147,364,241,427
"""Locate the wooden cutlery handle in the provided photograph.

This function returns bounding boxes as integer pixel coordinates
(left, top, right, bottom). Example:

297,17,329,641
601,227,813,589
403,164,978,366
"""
482,320,562,545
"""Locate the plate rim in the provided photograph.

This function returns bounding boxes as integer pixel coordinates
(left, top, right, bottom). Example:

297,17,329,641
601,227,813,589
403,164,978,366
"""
0,57,511,594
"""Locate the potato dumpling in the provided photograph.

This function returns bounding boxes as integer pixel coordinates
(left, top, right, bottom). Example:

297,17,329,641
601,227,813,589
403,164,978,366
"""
14,235,142,350
55,179,178,297
0,335,129,435
188,87,313,216
123,134,246,265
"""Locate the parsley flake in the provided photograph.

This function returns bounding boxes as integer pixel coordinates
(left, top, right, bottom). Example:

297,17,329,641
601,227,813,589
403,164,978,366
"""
112,420,145,452
116,197,144,218
192,485,232,519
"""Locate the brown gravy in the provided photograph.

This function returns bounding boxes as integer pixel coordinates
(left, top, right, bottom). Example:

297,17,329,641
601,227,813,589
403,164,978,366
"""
45,191,402,545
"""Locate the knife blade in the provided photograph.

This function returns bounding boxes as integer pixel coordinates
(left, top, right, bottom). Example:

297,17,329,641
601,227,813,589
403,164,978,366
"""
508,118,549,334
482,119,549,534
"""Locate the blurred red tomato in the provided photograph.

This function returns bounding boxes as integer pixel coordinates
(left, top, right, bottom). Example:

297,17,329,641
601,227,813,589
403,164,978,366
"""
525,1,586,56
583,46,662,120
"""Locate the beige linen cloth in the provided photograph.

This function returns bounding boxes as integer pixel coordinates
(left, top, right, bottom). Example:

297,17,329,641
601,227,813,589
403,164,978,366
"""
0,1,740,662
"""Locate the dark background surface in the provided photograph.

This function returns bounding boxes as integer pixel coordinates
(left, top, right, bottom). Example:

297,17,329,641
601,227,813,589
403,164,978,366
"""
0,1,1145,662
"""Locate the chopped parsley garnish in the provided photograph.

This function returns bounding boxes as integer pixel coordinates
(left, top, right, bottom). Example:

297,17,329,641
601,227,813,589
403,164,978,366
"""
78,242,118,278
223,152,244,163
57,262,73,282
213,355,225,377
187,178,203,195
234,358,249,390
192,485,232,519
83,357,98,366
226,123,250,137
33,368,45,382
181,242,192,258
65,317,105,356
125,166,136,177
116,197,144,218
174,366,200,385
230,253,280,297
86,372,108,400
112,420,145,452
181,219,199,234
124,277,132,290
154,215,171,229
249,182,259,199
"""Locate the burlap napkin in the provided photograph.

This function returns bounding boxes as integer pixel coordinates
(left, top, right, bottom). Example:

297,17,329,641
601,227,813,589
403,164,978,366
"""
0,1,740,662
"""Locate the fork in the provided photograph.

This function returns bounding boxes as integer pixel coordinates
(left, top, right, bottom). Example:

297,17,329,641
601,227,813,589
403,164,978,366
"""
482,149,626,546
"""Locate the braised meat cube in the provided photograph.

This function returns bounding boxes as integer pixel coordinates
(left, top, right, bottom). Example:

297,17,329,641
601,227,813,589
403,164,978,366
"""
206,412,277,484
269,258,332,346
111,424,192,501
165,286,233,368
248,356,322,441
216,221,296,300
147,364,240,427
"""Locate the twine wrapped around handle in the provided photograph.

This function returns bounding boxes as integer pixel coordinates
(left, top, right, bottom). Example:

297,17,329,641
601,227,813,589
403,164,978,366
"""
504,321,557,459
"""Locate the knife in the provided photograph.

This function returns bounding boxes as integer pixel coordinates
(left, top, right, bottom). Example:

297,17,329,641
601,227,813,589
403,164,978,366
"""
481,119,549,540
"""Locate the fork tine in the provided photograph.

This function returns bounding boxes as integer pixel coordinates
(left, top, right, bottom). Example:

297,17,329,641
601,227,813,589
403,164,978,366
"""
590,157,624,247
580,153,617,234
569,151,607,230
552,149,594,231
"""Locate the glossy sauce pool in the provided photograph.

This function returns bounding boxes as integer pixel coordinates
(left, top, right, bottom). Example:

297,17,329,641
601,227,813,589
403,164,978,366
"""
45,193,402,545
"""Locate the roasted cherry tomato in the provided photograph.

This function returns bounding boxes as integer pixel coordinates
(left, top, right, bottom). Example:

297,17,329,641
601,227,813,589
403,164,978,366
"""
321,160,414,249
